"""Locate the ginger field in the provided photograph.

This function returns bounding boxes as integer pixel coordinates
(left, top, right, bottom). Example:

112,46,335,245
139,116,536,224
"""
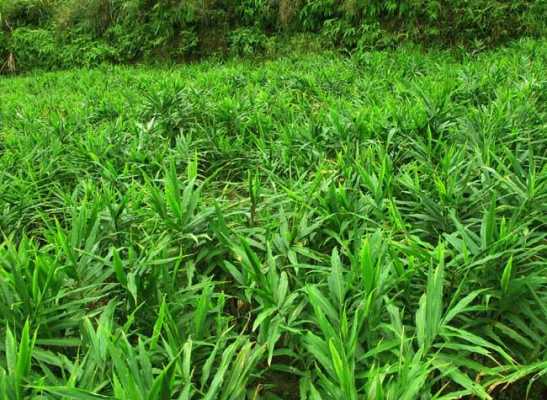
0,39,546,399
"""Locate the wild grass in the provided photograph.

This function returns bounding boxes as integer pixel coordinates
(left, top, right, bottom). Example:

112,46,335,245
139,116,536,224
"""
0,38,546,399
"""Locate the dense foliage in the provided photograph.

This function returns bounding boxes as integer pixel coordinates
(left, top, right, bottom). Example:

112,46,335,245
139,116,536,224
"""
1,38,546,398
1,0,546,72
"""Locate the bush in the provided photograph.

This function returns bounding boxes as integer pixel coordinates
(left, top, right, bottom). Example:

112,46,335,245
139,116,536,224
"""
110,0,200,59
55,0,117,37
229,27,268,56
235,0,278,30
61,34,119,66
8,27,59,70
0,0,54,28
7,27,119,71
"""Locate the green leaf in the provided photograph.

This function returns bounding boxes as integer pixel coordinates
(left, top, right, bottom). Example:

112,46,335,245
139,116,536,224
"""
500,256,513,294
35,387,112,400
328,248,346,307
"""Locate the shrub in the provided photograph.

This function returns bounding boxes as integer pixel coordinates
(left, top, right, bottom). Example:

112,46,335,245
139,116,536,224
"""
8,27,59,70
55,0,117,37
235,0,278,30
110,0,200,59
54,0,201,55
61,34,119,67
0,0,54,28
228,27,268,56
6,26,119,71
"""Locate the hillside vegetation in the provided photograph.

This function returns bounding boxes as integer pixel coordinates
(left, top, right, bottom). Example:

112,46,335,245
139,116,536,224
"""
1,0,546,72
0,38,546,398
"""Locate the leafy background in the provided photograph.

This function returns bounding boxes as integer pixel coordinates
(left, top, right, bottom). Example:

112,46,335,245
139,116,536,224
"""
1,0,546,72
